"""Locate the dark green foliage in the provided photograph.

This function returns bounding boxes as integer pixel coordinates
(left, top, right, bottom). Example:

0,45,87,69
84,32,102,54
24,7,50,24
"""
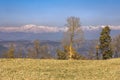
56,49,67,60
72,52,86,60
99,26,113,59
56,45,86,60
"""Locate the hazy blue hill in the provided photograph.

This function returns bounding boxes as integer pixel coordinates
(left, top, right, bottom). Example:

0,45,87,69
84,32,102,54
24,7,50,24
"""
0,29,120,41
0,32,63,41
0,45,8,55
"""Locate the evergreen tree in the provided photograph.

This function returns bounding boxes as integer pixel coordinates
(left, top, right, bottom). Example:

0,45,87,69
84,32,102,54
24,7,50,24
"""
99,26,113,59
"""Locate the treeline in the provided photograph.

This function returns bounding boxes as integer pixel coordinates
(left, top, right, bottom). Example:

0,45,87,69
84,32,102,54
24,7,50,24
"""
1,40,52,59
1,16,120,60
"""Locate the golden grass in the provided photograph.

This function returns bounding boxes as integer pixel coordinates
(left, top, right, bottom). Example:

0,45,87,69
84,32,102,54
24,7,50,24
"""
0,58,120,80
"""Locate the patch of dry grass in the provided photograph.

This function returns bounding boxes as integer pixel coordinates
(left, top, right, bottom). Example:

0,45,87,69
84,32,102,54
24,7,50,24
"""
0,58,120,80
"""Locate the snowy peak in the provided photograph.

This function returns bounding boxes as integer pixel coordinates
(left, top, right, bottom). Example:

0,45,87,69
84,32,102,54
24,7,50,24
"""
83,25,120,31
0,24,120,33
0,24,68,33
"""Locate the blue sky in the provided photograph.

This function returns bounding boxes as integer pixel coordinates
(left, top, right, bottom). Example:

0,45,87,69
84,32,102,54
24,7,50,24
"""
0,0,120,27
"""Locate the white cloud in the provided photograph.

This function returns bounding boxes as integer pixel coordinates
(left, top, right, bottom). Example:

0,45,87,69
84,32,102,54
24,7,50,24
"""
0,24,120,33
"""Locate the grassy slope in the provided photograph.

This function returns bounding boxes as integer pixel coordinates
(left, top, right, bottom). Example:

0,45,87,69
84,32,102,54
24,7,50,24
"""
0,59,120,80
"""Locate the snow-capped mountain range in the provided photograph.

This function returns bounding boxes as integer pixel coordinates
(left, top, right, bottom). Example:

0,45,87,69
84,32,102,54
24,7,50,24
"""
0,24,120,41
0,24,67,33
0,24,120,33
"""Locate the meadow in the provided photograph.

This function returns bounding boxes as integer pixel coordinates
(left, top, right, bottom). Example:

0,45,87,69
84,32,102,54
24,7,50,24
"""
0,58,120,80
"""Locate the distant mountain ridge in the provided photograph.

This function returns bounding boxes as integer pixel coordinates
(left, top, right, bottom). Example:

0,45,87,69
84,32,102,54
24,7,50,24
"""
0,24,120,33
0,24,120,40
0,24,67,33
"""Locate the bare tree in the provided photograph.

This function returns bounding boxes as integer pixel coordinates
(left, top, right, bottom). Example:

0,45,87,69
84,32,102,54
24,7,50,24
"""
27,40,52,59
40,44,51,59
27,40,40,58
5,43,15,58
112,35,120,58
15,47,23,58
62,16,84,59
27,47,35,58
33,40,41,58
87,40,99,60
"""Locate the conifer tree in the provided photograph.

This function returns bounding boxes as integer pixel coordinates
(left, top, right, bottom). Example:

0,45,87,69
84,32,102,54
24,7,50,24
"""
99,26,113,59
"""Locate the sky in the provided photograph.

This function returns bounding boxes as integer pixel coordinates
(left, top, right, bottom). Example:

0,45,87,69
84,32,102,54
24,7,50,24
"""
0,0,120,27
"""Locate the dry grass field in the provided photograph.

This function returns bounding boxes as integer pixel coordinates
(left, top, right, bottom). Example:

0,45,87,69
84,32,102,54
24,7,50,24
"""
0,58,120,80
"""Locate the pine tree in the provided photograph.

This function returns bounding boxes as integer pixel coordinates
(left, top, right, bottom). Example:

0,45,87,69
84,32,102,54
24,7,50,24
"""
99,26,113,59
